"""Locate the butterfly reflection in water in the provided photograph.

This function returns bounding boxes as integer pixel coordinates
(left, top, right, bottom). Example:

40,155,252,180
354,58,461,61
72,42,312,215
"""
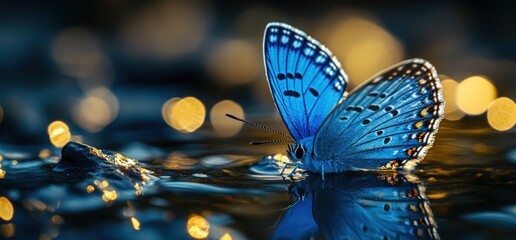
228,22,445,176
272,173,440,239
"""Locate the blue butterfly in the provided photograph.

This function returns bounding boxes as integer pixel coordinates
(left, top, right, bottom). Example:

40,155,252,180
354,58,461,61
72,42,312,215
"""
263,22,445,175
272,173,440,239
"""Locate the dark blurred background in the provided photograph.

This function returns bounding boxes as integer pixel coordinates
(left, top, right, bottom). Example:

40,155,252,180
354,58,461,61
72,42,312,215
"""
0,0,515,146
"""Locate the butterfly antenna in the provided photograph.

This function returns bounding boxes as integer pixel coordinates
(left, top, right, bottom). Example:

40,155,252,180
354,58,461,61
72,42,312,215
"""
225,114,294,141
250,139,295,145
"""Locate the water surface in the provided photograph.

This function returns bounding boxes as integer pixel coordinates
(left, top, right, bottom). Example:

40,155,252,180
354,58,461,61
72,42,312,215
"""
0,121,515,239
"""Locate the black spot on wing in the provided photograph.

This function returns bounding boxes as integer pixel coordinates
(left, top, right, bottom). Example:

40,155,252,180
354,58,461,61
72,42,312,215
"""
277,73,286,80
353,107,363,112
309,88,319,97
287,73,294,79
283,90,300,98
295,72,303,79
368,105,380,111
384,137,391,144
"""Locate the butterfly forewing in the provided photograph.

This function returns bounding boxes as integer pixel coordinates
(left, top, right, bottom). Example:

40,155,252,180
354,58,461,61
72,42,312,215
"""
314,59,444,170
263,23,348,141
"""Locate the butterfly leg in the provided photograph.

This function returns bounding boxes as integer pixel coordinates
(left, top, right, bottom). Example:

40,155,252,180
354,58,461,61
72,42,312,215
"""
280,162,300,176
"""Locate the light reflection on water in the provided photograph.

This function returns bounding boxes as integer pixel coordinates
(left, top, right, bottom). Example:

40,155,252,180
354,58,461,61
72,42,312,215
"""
0,122,515,239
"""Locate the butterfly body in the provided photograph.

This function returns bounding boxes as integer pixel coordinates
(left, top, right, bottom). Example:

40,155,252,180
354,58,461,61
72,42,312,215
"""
264,23,444,173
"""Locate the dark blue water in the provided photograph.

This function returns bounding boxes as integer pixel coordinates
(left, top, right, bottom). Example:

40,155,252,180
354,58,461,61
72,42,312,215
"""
1,121,515,239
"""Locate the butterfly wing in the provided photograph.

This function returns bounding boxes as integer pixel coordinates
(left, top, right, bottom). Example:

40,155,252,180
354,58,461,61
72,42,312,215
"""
263,23,348,141
312,173,439,239
313,59,444,170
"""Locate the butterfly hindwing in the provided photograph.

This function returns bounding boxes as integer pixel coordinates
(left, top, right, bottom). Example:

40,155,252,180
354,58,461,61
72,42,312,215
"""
313,59,444,170
264,23,347,141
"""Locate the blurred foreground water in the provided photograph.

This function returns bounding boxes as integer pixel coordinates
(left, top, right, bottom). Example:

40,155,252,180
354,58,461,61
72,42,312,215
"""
0,120,515,240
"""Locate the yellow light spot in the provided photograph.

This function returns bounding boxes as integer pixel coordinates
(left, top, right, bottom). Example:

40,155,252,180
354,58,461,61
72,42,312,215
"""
51,215,65,225
414,121,422,129
101,180,109,188
273,153,290,163
11,160,17,166
210,100,244,137
134,183,143,196
441,79,459,113
220,232,232,240
187,214,209,239
427,193,448,199
130,217,141,231
170,97,205,133
441,78,465,121
318,16,404,86
52,27,102,78
102,190,118,202
120,1,209,60
0,169,5,179
162,97,182,129
487,97,516,131
0,223,15,238
205,40,261,85
86,185,95,193
38,149,51,159
47,121,71,147
72,87,119,133
0,197,14,221
456,76,497,115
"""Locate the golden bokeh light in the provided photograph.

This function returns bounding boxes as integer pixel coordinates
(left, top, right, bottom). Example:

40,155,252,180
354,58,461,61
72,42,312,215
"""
102,189,118,202
38,149,51,159
187,214,210,239
52,27,103,78
444,111,465,121
130,217,141,231
47,121,71,147
205,39,261,85
86,185,95,193
168,97,205,133
487,97,516,131
162,97,182,129
121,0,209,60
441,78,465,121
456,76,497,115
72,87,119,133
51,215,65,225
220,232,232,240
0,196,14,221
210,100,244,137
441,79,459,114
318,15,404,86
